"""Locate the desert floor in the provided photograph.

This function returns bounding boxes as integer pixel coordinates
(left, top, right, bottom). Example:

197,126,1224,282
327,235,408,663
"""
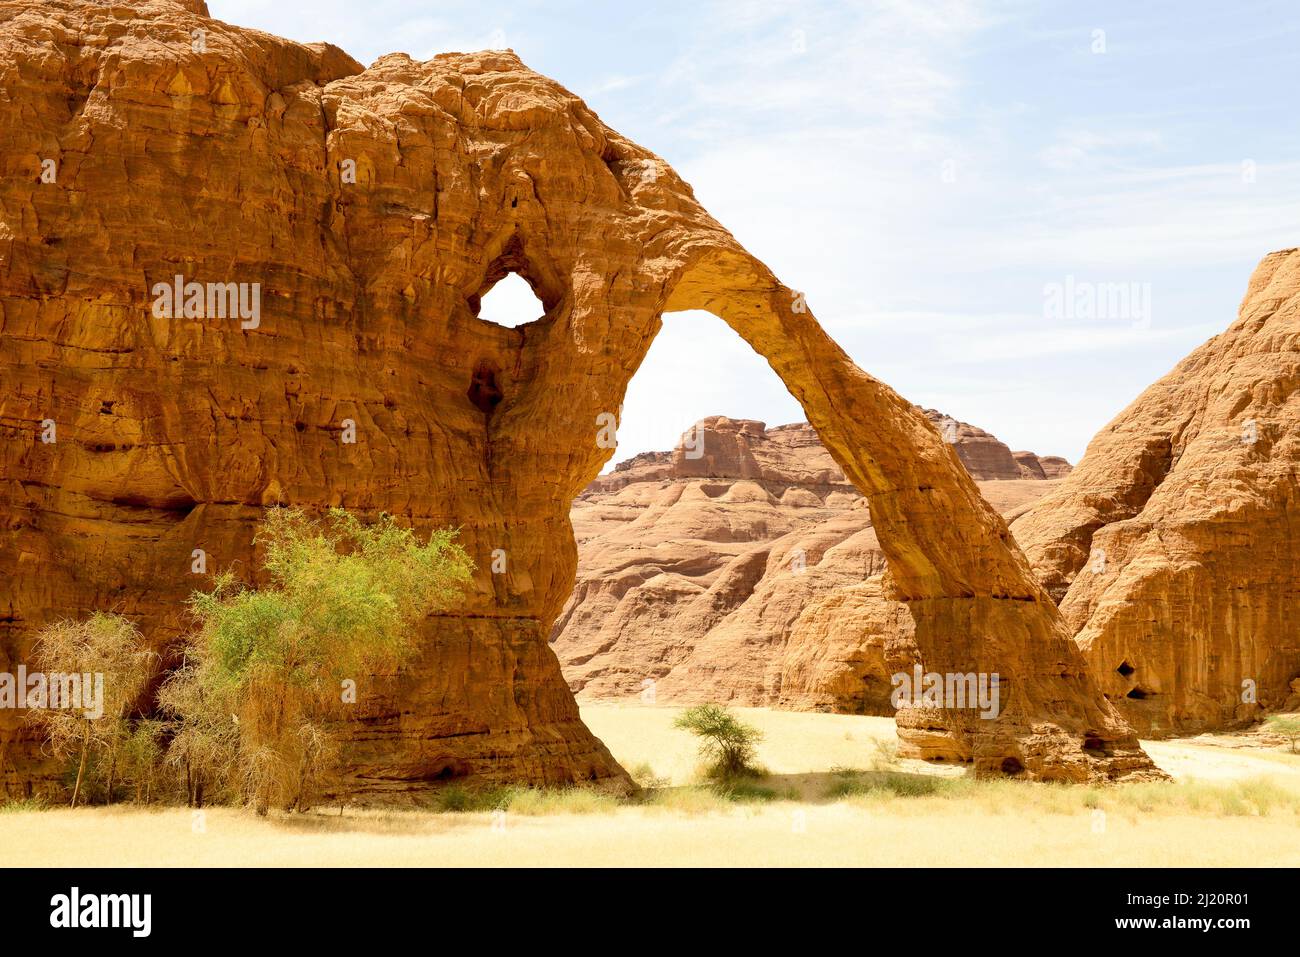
3,705,1299,867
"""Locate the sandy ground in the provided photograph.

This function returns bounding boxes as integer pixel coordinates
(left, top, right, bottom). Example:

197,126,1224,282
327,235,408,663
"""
2,705,1298,867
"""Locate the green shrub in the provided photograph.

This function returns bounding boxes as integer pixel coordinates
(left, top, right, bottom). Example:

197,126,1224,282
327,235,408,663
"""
160,508,473,814
121,720,167,804
673,704,763,780
434,784,517,813
505,787,621,815
0,797,48,814
712,780,779,803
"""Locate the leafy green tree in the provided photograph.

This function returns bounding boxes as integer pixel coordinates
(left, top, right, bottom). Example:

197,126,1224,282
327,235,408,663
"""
673,704,764,779
27,613,157,807
160,508,474,814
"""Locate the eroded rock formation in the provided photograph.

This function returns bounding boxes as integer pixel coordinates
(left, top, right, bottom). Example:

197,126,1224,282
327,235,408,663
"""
1012,248,1300,737
1014,450,1073,481
555,416,1064,712
0,0,1158,794
918,409,1029,481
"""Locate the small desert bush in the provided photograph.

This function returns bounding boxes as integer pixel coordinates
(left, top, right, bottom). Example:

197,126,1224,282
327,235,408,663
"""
119,719,167,804
635,780,799,811
825,765,961,800
823,738,955,800
673,704,763,780
428,784,622,816
0,797,49,814
868,737,901,769
26,613,158,807
161,508,473,814
433,784,518,813
504,786,622,816
1265,714,1300,752
627,761,671,790
641,785,732,815
711,780,781,803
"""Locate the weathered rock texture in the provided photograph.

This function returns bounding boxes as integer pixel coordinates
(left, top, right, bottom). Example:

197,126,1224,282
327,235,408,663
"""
1012,248,1300,737
555,416,1064,713
0,0,1157,793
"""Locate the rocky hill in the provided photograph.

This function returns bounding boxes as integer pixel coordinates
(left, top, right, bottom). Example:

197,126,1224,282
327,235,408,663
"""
553,413,1069,710
1012,248,1300,737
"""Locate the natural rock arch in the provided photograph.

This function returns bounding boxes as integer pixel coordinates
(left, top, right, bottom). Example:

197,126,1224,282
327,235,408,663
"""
0,0,1158,797
659,250,1156,780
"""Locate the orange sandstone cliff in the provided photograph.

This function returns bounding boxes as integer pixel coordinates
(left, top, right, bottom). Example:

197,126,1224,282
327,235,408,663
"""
1012,248,1300,737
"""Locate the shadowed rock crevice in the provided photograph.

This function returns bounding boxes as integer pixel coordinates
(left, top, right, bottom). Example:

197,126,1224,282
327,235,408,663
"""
467,361,505,416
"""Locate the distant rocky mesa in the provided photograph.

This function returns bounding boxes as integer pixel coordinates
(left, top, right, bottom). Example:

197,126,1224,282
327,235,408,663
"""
553,413,1071,712
586,410,1071,495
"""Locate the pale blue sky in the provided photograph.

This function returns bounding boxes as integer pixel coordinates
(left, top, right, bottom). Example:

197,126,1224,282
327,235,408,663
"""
213,0,1300,464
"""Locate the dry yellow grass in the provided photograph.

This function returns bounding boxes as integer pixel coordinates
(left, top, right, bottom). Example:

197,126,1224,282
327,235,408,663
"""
2,705,1298,867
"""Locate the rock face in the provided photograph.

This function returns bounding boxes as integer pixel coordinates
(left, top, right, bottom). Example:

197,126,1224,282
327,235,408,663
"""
0,0,1157,795
919,409,1028,481
555,417,1064,713
1012,248,1300,737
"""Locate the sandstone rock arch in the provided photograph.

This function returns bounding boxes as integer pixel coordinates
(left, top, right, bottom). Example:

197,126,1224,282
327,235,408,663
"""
659,248,1159,780
0,0,1158,797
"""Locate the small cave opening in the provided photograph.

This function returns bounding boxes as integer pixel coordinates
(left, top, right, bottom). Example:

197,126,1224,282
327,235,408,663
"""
1000,757,1025,776
428,759,469,782
467,361,504,416
1116,661,1136,677
1126,686,1154,700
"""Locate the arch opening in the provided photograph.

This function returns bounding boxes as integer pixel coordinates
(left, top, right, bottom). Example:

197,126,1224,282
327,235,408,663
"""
472,271,545,329
551,307,832,708
548,267,1158,784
